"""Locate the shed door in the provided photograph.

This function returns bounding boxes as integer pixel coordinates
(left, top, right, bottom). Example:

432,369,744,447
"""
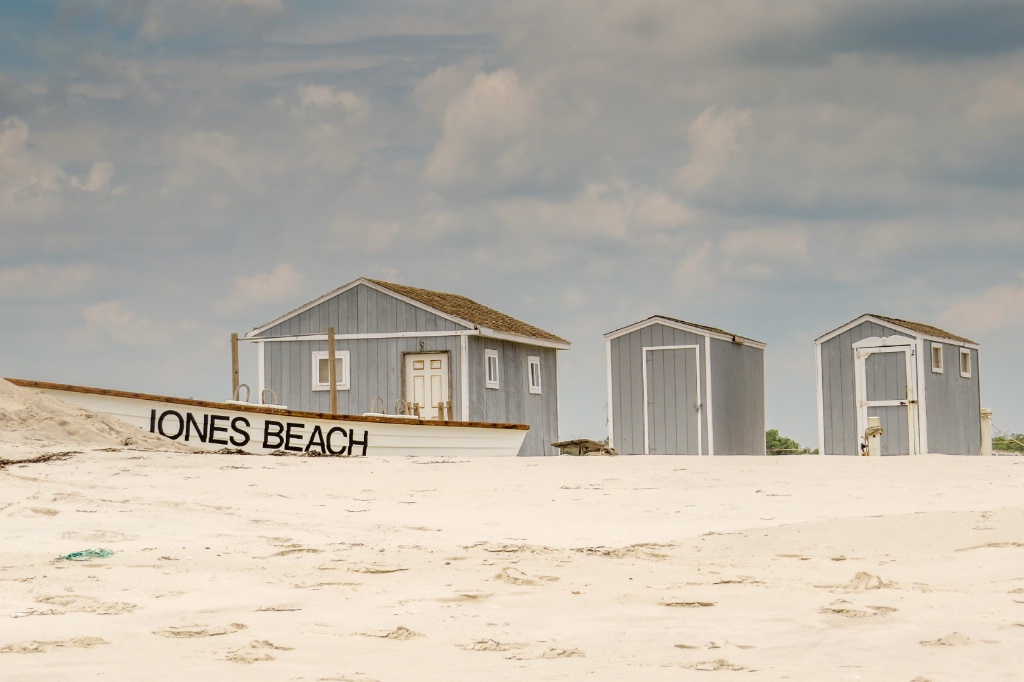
643,346,702,455
404,353,449,420
855,345,919,455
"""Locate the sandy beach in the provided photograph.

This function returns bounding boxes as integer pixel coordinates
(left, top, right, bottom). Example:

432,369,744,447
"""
3,381,1024,681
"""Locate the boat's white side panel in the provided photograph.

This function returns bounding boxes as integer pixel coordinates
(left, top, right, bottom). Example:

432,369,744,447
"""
32,388,526,457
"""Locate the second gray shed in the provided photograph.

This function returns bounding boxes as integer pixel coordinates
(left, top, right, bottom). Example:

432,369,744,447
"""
605,316,766,456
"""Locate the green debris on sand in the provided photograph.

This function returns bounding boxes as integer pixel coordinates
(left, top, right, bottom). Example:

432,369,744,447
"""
56,548,114,561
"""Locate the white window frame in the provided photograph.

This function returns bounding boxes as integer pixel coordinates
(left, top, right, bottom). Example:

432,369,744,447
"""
930,343,943,374
528,356,542,394
312,350,350,391
485,349,500,389
959,348,971,378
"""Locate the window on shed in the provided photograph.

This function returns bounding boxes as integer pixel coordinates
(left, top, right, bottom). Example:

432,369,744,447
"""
931,344,943,373
485,349,500,389
959,348,971,378
528,356,542,394
312,350,350,391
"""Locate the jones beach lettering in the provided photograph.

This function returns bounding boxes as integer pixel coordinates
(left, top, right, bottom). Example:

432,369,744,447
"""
148,408,369,455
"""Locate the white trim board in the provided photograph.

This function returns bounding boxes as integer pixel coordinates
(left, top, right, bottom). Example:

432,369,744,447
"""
815,314,979,350
605,316,766,350
605,338,615,450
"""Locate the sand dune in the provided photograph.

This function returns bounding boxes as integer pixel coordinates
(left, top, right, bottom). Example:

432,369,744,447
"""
3,380,1024,680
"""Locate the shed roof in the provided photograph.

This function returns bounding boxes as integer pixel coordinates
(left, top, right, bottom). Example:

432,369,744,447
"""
604,315,764,347
247,277,569,347
815,314,977,346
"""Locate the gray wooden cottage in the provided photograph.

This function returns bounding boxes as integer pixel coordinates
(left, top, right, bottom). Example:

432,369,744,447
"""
815,314,981,456
244,278,570,456
604,316,766,456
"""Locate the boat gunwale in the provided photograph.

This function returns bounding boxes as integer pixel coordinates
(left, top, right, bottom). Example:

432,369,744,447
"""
5,378,530,431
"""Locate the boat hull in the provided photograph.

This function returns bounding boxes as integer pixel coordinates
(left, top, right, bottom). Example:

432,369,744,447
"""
8,379,528,457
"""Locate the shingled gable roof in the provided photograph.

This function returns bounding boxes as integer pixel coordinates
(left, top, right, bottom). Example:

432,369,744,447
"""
366,279,569,346
604,315,764,346
816,314,977,346
247,277,569,346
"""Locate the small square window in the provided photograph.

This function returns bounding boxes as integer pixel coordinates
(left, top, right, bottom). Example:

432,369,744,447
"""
528,356,542,394
931,343,943,374
959,348,972,378
485,349,499,389
312,350,350,391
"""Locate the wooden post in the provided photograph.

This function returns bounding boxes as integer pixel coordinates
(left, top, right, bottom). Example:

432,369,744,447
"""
230,333,240,400
980,408,992,456
327,327,338,415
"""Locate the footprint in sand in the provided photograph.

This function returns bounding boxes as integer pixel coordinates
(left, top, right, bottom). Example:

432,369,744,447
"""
153,623,248,638
663,600,715,608
505,646,585,660
223,639,294,664
35,594,137,615
819,599,897,618
675,641,755,650
357,626,423,640
459,639,523,652
685,658,747,671
920,632,970,646
59,530,136,542
494,567,559,585
1,637,107,654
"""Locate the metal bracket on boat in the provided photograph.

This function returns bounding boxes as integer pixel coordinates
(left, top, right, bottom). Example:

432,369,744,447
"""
409,402,422,418
260,388,280,406
232,383,251,403
394,399,410,415
369,396,384,414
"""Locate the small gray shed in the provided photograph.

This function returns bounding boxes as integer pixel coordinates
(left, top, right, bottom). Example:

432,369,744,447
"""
245,277,570,456
815,314,981,456
604,316,766,456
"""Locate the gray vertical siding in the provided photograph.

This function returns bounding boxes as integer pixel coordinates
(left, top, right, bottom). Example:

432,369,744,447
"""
467,336,560,456
924,343,981,455
608,323,710,455
819,320,903,456
709,339,766,455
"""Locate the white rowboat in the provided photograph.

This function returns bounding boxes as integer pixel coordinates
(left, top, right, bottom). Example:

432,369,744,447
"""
7,379,528,457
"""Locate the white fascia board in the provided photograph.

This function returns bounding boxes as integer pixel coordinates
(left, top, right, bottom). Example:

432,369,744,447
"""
605,316,765,349
815,341,825,456
245,278,476,339
477,326,571,350
242,329,478,343
815,315,979,350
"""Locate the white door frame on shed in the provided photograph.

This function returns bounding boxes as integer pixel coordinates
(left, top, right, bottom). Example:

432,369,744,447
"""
852,336,920,456
642,344,703,456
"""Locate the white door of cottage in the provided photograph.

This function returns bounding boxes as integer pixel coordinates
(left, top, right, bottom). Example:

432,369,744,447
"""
853,337,920,455
404,353,449,420
642,345,702,455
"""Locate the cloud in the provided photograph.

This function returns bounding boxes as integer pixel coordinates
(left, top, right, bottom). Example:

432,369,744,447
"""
216,263,306,314
0,263,100,300
677,107,752,192
72,162,117,192
137,0,284,42
413,57,484,121
720,228,808,260
672,241,714,295
491,181,690,241
73,301,176,347
940,273,1024,334
0,116,66,221
424,69,540,187
296,85,370,124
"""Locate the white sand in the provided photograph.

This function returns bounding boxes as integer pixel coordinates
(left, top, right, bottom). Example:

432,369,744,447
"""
3,380,1024,680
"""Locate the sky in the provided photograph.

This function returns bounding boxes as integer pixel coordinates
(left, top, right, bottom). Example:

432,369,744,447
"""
2,0,1023,448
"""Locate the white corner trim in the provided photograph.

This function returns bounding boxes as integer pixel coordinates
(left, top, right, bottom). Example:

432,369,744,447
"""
605,338,615,450
704,335,714,457
815,341,825,456
916,338,929,455
460,334,470,421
